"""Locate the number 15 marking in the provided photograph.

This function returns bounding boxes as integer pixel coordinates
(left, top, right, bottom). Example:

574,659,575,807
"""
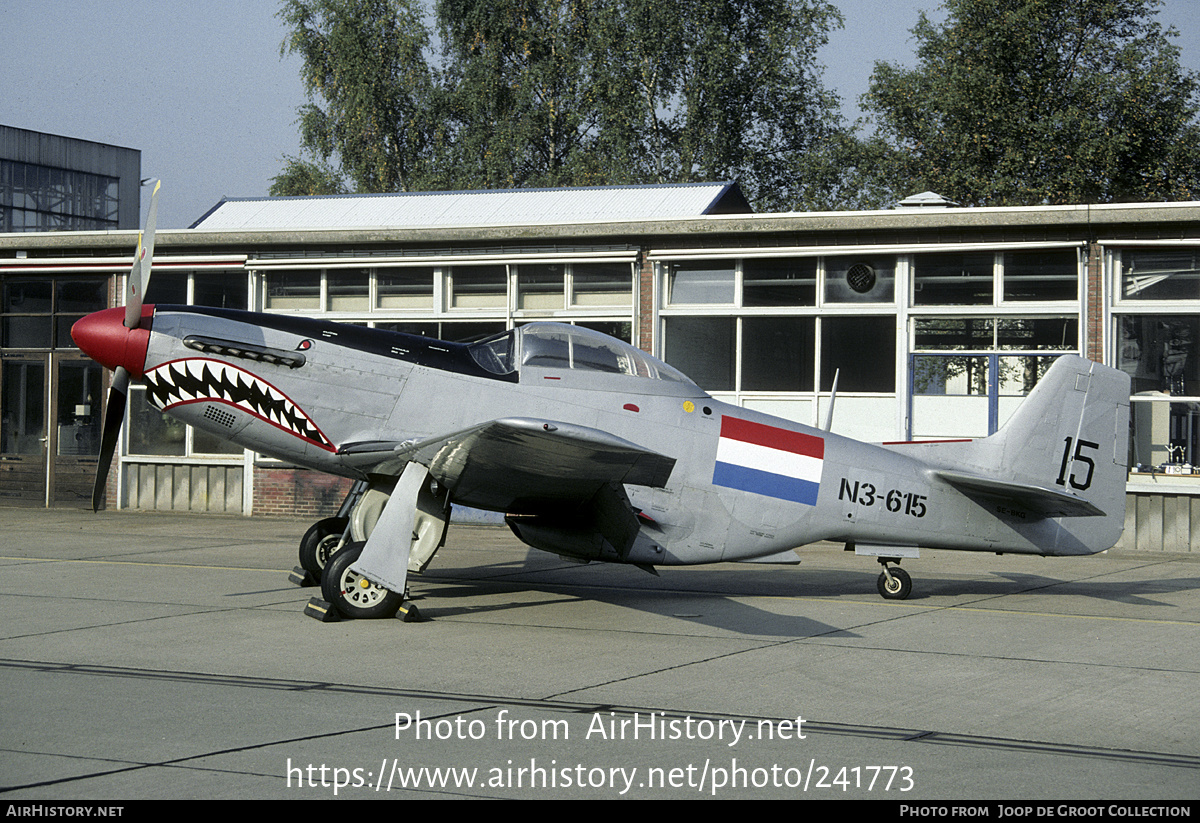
1057,437,1099,490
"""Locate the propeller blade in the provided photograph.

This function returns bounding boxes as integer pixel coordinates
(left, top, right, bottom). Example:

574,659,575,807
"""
124,180,161,329
92,366,130,511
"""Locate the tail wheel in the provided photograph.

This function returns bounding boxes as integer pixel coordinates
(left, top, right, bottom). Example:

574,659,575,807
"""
321,542,402,619
299,516,349,574
877,566,912,600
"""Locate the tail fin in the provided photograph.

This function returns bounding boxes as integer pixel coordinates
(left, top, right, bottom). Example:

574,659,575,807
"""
934,356,1130,554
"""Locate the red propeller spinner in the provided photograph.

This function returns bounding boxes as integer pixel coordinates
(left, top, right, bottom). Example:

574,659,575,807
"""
70,305,154,378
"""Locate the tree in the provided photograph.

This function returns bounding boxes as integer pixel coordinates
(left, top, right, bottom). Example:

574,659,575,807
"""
269,158,347,196
604,0,849,211
273,0,858,210
862,0,1200,206
275,0,441,194
433,0,621,189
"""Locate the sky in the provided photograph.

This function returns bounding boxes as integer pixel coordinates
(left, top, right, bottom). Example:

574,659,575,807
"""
1,1,1197,229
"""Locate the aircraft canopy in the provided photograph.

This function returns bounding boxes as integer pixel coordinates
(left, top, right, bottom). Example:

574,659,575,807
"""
469,323,695,385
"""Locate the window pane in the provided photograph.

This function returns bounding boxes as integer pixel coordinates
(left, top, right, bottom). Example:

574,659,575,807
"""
998,355,1058,396
56,361,103,456
911,355,990,438
1003,249,1078,301
996,317,1077,350
375,321,440,337
824,257,895,303
821,316,895,391
742,258,816,306
663,316,734,390
1131,399,1200,470
1117,315,1200,396
741,316,814,390
1120,249,1200,301
2,316,53,348
57,316,86,348
451,266,507,308
1,360,45,454
438,321,506,342
913,355,989,395
912,252,993,305
573,320,632,343
3,280,52,313
127,389,186,456
375,267,433,310
572,262,632,307
56,279,106,314
264,270,320,310
669,262,734,305
327,269,369,311
194,275,248,310
914,317,994,351
144,272,188,305
516,264,564,310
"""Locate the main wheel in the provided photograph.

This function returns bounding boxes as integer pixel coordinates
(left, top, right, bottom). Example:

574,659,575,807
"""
299,516,348,574
877,566,912,600
321,542,403,619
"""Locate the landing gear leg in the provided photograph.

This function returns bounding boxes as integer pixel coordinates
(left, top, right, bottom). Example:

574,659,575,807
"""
289,480,368,587
876,558,912,600
305,467,449,622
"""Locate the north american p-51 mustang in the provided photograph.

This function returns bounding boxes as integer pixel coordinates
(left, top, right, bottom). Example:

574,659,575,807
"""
71,184,1131,620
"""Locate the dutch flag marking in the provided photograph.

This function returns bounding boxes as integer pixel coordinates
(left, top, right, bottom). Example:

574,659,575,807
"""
712,416,825,506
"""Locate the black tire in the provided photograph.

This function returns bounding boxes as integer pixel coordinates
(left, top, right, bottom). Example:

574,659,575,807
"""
299,516,348,574
321,542,403,619
877,566,912,600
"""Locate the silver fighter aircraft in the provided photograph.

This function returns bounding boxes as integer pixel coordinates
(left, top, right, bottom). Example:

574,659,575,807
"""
71,185,1132,619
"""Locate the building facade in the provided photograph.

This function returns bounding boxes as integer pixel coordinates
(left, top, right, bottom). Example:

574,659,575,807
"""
1,186,1198,551
1,125,141,232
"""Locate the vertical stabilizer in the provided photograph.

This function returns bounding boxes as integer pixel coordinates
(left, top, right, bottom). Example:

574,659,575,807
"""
933,356,1130,554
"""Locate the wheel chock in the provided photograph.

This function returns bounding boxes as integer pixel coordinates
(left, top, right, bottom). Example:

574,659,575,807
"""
304,597,340,622
398,602,423,623
289,566,319,587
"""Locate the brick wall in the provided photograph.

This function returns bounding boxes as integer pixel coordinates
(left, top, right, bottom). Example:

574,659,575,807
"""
637,251,655,353
252,466,353,519
1086,240,1105,362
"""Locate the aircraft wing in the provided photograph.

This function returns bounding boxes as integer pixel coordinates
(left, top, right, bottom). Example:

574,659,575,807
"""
337,417,676,513
932,469,1104,518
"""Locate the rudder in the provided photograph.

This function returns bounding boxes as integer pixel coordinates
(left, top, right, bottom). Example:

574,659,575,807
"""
980,356,1130,553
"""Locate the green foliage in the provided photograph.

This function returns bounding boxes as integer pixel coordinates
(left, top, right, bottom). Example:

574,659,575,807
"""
862,0,1200,206
270,157,347,196
276,0,441,194
273,0,861,210
434,0,620,188
603,0,851,212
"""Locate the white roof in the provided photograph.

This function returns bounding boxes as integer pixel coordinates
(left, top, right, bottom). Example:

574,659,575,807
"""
191,182,749,231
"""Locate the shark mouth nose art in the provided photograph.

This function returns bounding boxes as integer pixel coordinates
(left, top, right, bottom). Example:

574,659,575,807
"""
143,358,334,451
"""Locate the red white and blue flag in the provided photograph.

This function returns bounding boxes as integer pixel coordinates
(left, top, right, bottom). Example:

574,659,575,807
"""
712,416,825,506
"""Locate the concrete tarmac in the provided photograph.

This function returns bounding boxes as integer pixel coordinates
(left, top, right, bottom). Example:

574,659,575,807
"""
1,507,1198,800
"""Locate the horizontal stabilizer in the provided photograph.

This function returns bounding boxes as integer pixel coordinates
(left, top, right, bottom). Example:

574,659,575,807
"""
933,469,1104,518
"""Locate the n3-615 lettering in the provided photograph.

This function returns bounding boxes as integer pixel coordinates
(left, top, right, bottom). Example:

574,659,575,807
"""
838,479,927,518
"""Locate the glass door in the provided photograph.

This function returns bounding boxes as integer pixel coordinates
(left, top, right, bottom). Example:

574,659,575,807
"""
0,357,48,506
50,356,103,507
910,354,994,440
0,355,104,507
